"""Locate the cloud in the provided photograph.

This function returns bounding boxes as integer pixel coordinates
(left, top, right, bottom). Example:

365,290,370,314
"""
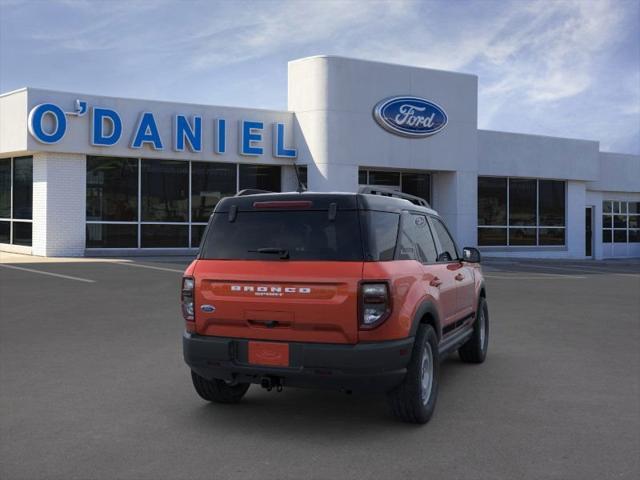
1,0,638,153
185,0,413,70
479,0,622,104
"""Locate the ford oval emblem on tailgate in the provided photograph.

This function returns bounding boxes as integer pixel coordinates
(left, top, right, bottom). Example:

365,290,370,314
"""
200,304,215,313
373,96,447,138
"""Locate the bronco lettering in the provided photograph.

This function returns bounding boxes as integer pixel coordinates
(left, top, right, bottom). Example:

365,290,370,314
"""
230,285,311,294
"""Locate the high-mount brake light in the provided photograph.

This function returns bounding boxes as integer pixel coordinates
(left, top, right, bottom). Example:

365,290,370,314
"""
253,200,313,209
359,282,392,329
181,276,195,321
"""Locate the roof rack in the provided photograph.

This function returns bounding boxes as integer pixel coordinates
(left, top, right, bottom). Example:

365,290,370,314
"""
235,189,272,197
358,186,431,208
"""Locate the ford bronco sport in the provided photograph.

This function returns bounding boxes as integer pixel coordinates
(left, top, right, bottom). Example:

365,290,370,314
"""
182,187,488,424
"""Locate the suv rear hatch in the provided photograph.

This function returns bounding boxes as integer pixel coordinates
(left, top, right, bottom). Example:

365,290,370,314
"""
193,195,364,344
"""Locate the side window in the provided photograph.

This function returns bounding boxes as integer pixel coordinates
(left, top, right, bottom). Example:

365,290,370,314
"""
398,213,438,263
363,211,400,261
398,215,419,261
429,217,459,262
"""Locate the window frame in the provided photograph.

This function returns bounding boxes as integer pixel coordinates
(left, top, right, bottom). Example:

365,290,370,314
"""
602,200,640,245
238,163,282,192
396,211,439,264
86,156,139,222
428,215,460,262
0,156,33,247
85,158,282,250
477,176,567,247
477,176,507,227
359,168,432,205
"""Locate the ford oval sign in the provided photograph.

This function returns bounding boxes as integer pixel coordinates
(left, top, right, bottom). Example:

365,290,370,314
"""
373,96,447,138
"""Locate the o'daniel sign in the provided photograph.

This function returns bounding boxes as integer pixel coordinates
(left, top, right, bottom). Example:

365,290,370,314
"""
373,96,447,138
26,100,297,158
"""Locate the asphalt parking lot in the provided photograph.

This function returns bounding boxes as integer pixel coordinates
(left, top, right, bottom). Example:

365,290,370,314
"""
1,255,639,480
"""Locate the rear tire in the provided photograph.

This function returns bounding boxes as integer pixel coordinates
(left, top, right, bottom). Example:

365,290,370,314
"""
191,371,250,404
458,297,489,363
387,324,440,424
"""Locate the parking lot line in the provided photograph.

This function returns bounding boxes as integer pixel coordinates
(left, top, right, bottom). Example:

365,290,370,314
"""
113,261,185,273
485,274,585,280
0,263,96,283
512,262,630,275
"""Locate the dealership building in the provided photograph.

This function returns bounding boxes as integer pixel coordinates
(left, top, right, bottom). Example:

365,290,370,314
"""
0,55,638,259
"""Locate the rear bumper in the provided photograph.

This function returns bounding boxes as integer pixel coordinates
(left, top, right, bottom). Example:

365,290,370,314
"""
183,332,414,393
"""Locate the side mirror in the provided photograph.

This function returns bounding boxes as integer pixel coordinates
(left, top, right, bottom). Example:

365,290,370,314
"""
437,252,452,263
462,247,481,263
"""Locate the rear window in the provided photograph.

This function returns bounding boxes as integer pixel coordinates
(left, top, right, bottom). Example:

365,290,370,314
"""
200,210,364,261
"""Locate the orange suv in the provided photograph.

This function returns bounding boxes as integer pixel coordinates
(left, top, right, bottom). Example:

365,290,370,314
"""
182,188,488,423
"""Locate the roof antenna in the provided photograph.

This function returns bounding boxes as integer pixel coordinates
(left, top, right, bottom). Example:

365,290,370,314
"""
293,163,306,194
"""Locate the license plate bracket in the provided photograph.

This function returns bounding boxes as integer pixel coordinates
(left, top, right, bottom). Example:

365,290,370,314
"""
248,341,290,367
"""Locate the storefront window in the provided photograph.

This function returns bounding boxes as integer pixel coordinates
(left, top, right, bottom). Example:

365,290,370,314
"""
508,179,537,226
477,177,566,246
401,173,430,203
0,220,10,243
191,225,207,248
141,224,189,248
477,227,507,246
613,230,627,243
478,177,507,226
613,215,627,228
12,222,32,246
359,169,431,204
191,162,236,222
86,156,138,221
141,160,189,222
297,165,307,190
86,224,138,248
508,227,537,246
86,156,283,249
239,164,281,192
0,159,10,218
539,180,565,226
539,228,565,246
12,156,33,220
602,201,639,244
0,156,33,246
368,170,400,187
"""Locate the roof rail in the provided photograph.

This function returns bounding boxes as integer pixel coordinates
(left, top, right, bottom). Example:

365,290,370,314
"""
358,186,431,208
235,189,272,197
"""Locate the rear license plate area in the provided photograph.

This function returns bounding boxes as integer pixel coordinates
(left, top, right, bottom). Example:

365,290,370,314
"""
248,341,290,367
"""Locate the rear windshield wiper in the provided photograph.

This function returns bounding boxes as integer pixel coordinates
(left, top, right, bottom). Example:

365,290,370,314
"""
248,247,290,259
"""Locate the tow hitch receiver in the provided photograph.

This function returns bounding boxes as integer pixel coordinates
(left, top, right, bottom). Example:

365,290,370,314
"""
260,376,284,392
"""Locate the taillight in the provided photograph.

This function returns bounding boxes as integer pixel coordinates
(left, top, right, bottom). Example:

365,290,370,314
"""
181,276,195,321
359,282,391,329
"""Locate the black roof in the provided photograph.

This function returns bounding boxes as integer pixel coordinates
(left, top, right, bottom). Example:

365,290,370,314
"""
214,191,437,215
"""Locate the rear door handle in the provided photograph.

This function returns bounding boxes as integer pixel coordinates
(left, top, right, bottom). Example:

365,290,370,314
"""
429,277,442,287
455,273,465,281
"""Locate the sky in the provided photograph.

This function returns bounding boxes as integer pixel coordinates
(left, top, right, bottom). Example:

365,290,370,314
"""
1,0,639,154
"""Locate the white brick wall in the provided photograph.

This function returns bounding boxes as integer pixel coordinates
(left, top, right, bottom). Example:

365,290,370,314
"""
32,152,86,257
